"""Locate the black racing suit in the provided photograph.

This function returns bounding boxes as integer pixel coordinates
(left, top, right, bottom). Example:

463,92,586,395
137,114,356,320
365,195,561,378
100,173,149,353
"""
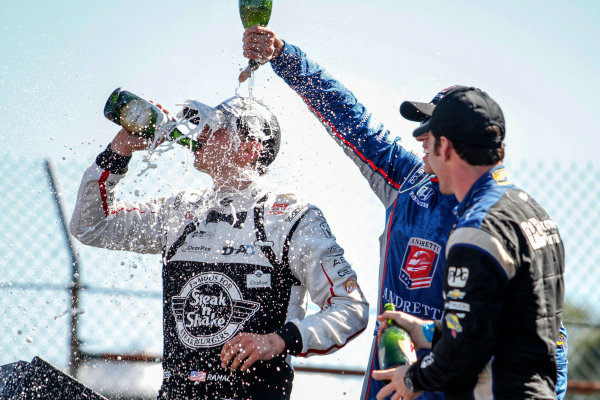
405,166,565,399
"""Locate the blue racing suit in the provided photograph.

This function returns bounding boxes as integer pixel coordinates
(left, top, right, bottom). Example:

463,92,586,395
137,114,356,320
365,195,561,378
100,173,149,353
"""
270,41,567,399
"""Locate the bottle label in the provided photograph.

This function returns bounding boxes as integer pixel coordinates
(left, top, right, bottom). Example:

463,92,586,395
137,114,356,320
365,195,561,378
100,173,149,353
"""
120,99,160,133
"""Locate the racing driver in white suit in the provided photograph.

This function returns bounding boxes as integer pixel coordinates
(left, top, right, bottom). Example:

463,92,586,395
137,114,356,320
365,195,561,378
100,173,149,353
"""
69,96,369,400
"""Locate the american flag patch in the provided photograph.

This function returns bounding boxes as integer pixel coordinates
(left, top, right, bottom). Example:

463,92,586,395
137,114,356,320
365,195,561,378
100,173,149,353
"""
189,370,207,382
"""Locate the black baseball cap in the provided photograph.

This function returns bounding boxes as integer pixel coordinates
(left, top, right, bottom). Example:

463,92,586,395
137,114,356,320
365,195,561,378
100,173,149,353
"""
428,87,505,148
400,86,464,137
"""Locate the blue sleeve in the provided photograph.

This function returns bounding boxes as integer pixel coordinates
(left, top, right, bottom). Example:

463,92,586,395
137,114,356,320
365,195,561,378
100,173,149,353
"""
555,322,568,400
271,41,423,207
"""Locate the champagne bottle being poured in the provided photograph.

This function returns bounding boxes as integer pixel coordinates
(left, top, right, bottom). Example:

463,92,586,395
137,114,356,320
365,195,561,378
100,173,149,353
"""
239,0,273,76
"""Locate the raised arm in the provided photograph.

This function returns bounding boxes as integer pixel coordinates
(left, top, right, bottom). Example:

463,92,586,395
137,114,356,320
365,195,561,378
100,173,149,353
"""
69,129,165,253
242,26,424,207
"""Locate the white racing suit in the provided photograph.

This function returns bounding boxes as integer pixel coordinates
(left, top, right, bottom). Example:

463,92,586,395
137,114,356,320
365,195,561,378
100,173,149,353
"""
69,148,369,399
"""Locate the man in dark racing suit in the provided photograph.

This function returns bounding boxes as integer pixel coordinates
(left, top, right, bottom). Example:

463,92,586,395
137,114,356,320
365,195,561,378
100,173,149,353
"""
69,96,369,399
238,26,567,400
370,88,565,399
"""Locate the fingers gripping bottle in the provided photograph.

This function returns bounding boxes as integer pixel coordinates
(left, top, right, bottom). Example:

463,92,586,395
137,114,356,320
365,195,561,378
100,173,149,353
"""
239,0,273,72
104,88,202,151
377,303,418,369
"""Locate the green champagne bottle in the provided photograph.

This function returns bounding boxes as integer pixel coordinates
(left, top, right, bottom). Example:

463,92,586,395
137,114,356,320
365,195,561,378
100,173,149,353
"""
104,88,202,152
239,0,272,28
377,303,417,369
239,0,273,72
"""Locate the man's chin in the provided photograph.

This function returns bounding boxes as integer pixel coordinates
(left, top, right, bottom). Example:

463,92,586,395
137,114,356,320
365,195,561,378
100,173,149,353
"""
423,163,434,175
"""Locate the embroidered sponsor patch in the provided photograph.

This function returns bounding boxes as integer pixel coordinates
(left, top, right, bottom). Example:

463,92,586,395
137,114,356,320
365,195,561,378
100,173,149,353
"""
557,332,566,349
447,289,466,300
491,168,511,185
269,202,289,215
247,270,271,289
520,217,561,250
171,272,260,349
400,238,441,290
343,277,359,294
421,353,435,368
447,266,469,288
445,313,463,338
447,301,471,312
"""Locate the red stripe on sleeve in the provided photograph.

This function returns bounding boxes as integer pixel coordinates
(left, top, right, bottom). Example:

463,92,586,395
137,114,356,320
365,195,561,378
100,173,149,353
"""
293,89,401,190
320,262,335,306
298,326,366,357
98,170,111,217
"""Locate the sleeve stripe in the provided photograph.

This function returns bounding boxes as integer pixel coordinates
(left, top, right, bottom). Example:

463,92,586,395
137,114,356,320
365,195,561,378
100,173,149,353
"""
380,195,400,313
98,171,157,217
292,87,401,190
110,207,157,216
98,170,111,217
298,326,366,357
320,262,334,306
447,227,516,279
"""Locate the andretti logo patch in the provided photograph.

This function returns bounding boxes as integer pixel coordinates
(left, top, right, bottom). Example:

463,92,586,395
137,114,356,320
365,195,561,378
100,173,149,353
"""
400,237,441,290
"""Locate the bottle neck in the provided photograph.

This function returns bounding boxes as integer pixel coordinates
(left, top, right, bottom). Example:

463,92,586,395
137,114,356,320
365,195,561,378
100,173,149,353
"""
167,126,202,152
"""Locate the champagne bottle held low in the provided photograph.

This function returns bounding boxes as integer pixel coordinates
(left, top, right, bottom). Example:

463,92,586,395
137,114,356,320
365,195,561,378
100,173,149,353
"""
377,303,418,369
104,88,202,151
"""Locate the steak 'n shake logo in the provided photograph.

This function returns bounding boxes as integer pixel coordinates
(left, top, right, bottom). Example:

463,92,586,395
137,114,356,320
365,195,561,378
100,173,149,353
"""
400,237,441,290
171,272,260,349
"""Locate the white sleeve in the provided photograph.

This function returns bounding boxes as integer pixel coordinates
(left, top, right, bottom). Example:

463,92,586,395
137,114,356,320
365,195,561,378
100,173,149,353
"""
285,207,369,357
69,163,165,254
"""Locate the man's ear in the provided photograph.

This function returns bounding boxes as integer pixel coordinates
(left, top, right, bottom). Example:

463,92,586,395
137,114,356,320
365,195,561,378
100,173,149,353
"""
440,136,453,161
240,140,262,164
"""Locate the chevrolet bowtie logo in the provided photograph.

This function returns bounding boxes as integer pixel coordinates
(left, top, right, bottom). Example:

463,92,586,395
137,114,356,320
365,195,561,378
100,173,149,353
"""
205,210,247,229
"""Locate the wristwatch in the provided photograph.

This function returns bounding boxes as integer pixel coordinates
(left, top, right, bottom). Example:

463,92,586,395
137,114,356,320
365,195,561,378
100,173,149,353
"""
404,368,416,392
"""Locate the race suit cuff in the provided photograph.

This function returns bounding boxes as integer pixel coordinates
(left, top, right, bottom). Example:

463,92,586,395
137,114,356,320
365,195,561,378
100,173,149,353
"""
432,320,443,345
275,322,303,355
270,41,300,78
96,145,131,175
405,363,425,393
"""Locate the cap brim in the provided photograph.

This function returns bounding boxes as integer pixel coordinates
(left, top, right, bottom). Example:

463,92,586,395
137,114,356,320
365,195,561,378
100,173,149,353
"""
412,119,432,137
400,101,436,122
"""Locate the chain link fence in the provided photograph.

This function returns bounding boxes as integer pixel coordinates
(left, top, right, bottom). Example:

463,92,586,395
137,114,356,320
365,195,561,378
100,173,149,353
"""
1,156,599,399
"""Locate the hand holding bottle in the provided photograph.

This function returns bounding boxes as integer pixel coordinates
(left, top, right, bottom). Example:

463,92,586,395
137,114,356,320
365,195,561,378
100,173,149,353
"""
377,309,433,352
108,101,171,157
109,128,154,157
104,88,202,152
239,26,284,82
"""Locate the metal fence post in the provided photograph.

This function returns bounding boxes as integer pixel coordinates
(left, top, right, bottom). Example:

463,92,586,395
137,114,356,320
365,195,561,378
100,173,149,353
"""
45,160,83,376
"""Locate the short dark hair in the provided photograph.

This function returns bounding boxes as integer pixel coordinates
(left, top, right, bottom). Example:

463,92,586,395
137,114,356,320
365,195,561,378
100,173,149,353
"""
433,125,504,166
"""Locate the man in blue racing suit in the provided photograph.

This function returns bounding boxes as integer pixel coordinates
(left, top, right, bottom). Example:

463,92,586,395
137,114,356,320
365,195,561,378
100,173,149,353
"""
239,25,568,400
